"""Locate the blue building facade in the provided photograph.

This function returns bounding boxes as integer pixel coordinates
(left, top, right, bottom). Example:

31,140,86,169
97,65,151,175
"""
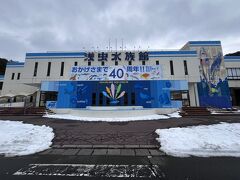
42,80,188,109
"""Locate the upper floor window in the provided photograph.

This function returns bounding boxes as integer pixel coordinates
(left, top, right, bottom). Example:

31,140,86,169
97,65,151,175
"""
60,62,64,76
17,73,21,80
47,62,51,76
183,60,188,75
33,62,38,77
11,73,15,80
170,60,174,75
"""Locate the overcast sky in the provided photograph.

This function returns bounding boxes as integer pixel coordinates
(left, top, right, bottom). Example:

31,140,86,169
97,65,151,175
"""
0,0,240,61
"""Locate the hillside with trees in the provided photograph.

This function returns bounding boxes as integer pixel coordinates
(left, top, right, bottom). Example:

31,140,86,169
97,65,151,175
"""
225,51,240,56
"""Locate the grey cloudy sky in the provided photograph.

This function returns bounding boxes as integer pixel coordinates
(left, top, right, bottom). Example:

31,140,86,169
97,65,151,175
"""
0,0,240,61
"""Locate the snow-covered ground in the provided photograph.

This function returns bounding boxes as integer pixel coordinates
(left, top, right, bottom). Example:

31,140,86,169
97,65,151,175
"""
156,123,240,157
43,111,181,122
0,120,54,157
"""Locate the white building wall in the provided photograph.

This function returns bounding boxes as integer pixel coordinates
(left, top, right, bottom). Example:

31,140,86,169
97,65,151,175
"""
1,50,201,107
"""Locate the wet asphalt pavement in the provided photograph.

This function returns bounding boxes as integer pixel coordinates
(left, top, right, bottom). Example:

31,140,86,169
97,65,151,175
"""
1,154,240,179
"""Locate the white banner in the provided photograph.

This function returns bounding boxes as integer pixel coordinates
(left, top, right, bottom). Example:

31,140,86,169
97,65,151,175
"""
70,65,162,81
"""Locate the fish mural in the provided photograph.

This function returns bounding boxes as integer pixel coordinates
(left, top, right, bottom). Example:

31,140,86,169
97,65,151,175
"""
102,83,125,104
197,47,231,108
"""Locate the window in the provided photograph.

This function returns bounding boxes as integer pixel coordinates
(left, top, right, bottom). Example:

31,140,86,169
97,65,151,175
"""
92,93,96,105
170,60,174,75
47,62,51,76
115,61,118,66
74,61,78,66
183,60,188,75
227,68,240,79
99,93,103,105
171,90,189,106
101,61,105,66
131,92,135,105
128,61,132,65
170,91,189,100
30,96,33,103
11,73,15,80
60,62,64,76
156,60,159,65
33,62,38,77
142,61,145,65
0,82,3,90
17,73,20,80
88,61,91,66
124,93,128,105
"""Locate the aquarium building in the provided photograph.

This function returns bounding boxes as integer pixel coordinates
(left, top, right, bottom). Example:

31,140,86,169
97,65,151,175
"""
0,41,237,112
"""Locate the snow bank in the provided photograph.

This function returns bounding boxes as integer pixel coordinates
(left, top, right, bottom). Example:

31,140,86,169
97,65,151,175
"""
156,123,240,157
167,111,181,118
43,114,170,122
0,120,54,157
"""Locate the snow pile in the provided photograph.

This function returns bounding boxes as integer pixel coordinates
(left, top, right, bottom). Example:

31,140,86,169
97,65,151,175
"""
168,111,181,118
156,123,240,157
43,114,170,122
0,120,54,157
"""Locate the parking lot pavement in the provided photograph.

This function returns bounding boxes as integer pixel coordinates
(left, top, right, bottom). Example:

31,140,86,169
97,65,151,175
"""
1,153,240,179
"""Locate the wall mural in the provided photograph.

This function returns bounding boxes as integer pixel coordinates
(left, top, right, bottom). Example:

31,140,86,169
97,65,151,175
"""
197,47,231,108
50,80,188,108
102,83,125,104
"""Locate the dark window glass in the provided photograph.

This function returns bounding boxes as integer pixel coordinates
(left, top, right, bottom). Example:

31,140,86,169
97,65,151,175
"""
11,73,15,80
60,62,64,76
156,60,159,65
142,61,145,65
13,97,16,102
170,60,174,75
124,93,128,105
47,62,51,76
33,62,38,77
101,61,105,66
88,61,91,66
74,61,78,66
184,60,188,75
0,82,3,90
128,61,132,65
30,96,33,103
131,92,135,105
99,93,103,105
17,73,20,80
92,93,96,105
115,61,118,66
106,96,110,105
227,68,240,80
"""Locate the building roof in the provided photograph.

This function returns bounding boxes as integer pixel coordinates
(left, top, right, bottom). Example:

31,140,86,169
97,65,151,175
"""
224,56,240,62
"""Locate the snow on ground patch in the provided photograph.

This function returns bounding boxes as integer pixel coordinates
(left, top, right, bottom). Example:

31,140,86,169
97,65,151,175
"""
0,120,54,157
43,114,170,122
167,111,181,118
156,123,240,157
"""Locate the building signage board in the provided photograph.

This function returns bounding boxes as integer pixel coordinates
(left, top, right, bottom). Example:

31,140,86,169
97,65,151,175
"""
70,65,162,81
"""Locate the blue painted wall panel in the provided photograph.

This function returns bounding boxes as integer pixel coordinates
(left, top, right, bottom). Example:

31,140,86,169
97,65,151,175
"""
53,80,188,108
